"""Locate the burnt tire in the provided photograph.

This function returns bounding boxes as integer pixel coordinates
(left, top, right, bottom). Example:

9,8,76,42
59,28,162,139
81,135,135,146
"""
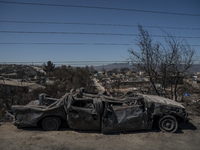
42,117,60,131
159,115,178,133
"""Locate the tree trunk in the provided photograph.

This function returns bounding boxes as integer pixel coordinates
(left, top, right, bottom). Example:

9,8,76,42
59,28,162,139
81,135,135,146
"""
173,73,180,101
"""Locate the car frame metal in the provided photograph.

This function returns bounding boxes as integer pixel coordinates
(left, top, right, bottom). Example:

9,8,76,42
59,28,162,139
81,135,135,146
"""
12,90,188,133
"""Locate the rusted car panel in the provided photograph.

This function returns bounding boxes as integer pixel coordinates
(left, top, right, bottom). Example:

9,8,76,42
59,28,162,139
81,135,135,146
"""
143,95,184,108
65,95,103,130
12,105,66,127
11,91,188,133
143,95,187,120
102,105,149,133
12,94,67,128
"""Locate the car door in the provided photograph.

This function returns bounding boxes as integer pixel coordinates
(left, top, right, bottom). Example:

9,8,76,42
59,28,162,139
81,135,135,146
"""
102,100,148,133
66,95,102,130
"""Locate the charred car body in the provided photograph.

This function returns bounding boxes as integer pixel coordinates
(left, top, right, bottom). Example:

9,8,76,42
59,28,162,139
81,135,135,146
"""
12,90,188,133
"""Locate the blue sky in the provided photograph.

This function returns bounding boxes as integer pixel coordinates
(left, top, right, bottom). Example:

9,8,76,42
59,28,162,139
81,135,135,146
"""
0,0,199,66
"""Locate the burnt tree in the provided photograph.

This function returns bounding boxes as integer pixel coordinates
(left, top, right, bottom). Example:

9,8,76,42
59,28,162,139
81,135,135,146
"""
128,25,195,101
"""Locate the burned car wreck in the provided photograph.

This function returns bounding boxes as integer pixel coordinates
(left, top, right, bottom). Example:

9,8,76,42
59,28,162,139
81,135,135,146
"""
12,90,188,133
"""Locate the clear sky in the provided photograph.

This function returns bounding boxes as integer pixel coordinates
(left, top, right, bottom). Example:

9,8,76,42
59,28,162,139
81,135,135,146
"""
0,0,199,66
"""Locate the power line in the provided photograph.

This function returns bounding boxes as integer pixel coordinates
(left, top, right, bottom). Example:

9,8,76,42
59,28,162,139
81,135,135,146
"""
191,45,200,47
0,1,199,17
0,30,200,39
0,20,200,31
1,61,127,63
0,43,200,47
0,61,128,64
0,43,131,46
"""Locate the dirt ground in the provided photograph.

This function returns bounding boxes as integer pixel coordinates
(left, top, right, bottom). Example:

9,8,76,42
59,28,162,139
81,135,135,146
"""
0,117,200,150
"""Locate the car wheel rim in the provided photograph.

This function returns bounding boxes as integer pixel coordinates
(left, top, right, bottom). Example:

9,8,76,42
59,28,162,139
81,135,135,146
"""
161,119,175,131
45,120,56,130
43,117,59,131
159,115,178,133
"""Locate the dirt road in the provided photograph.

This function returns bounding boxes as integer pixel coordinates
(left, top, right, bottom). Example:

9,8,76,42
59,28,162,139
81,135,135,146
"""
92,78,105,92
0,118,200,150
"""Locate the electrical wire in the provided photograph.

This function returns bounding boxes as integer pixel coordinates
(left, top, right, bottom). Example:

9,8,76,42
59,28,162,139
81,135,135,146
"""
0,20,200,31
0,42,131,46
0,1,199,17
0,30,200,39
0,43,199,47
0,61,129,65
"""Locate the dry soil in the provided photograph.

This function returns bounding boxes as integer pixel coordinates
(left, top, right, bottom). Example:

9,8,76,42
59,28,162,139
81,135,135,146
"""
0,117,200,150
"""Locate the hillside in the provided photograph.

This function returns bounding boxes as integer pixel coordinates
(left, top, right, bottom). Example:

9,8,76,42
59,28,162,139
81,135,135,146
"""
94,63,135,71
94,63,200,73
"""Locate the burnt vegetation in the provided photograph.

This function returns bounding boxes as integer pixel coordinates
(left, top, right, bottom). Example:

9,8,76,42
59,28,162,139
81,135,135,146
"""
36,66,95,98
128,25,196,101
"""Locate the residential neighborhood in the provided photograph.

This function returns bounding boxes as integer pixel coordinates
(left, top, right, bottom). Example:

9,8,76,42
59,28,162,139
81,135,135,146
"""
0,63,200,120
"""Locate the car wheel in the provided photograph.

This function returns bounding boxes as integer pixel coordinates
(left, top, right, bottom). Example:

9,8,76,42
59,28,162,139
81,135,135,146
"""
159,115,178,133
42,117,60,131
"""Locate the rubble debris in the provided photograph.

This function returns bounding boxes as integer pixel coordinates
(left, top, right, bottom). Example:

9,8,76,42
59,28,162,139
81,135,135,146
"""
0,111,14,122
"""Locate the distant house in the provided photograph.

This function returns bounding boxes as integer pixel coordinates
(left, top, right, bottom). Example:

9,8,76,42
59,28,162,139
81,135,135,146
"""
138,71,145,76
184,79,193,84
94,73,102,77
126,71,132,76
192,80,200,88
192,76,198,80
105,71,112,77
154,83,162,88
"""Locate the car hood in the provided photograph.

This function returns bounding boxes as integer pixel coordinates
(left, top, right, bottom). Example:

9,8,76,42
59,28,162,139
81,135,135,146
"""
142,95,184,108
